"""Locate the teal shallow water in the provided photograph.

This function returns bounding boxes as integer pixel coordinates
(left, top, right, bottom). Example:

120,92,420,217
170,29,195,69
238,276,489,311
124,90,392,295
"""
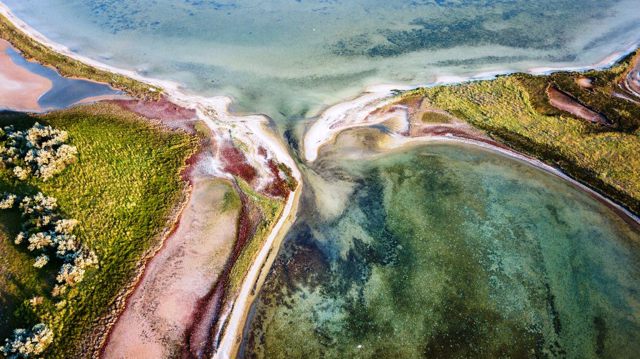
242,144,640,358
4,0,640,121
4,3,640,357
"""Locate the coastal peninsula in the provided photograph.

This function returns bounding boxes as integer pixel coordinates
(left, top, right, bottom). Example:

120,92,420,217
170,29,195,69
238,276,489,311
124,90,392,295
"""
0,2,639,359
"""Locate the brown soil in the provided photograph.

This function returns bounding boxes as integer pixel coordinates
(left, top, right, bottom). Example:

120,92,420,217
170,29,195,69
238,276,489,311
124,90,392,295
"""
547,86,611,126
546,85,610,125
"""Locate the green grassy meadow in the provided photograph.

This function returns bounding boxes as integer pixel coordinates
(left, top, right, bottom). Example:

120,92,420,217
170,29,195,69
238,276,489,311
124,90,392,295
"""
0,103,197,357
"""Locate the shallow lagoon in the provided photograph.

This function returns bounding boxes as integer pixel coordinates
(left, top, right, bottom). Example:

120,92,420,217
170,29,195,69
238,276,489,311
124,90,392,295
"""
5,45,121,110
242,144,640,358
4,0,640,120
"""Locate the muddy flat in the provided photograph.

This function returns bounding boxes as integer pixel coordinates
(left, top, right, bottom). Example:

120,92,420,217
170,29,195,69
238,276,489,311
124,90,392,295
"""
102,178,239,359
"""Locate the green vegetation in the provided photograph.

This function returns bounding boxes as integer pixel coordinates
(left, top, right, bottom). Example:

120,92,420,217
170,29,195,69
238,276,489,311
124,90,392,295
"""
227,179,284,294
421,111,454,124
221,186,241,213
0,14,162,99
401,50,640,214
0,103,197,357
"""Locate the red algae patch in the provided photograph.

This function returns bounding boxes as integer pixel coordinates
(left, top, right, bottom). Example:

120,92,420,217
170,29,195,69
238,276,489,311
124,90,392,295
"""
102,178,240,359
0,39,51,112
264,159,297,198
111,96,197,121
221,140,258,183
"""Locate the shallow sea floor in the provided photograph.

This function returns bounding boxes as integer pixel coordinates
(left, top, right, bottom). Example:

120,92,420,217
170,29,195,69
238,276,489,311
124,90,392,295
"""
242,144,640,359
4,0,640,120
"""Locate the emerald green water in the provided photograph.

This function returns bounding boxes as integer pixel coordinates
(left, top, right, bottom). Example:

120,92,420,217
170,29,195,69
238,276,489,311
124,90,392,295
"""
242,144,640,359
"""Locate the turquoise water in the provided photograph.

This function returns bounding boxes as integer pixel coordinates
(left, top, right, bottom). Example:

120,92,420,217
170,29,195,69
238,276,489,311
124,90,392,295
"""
242,144,640,358
4,3,640,357
4,0,640,120
5,46,121,110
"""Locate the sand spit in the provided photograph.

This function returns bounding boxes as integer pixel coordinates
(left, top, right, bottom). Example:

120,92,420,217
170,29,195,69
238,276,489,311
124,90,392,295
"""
0,39,50,112
623,53,640,98
213,186,301,359
102,177,240,359
319,103,640,229
0,7,304,358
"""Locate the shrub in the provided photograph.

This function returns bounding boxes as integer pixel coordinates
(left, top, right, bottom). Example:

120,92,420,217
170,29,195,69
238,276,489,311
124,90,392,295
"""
0,323,53,359
0,123,77,181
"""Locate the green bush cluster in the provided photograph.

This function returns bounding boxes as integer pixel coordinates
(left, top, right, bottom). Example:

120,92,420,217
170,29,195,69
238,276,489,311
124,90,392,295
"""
0,123,77,181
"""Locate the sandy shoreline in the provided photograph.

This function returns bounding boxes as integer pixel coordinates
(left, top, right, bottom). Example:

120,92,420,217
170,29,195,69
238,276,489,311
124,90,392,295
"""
213,186,301,359
0,6,305,359
0,38,50,112
302,42,640,163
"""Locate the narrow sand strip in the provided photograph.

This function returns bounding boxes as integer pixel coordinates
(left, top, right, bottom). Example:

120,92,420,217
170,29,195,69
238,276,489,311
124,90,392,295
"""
0,39,51,112
102,178,240,359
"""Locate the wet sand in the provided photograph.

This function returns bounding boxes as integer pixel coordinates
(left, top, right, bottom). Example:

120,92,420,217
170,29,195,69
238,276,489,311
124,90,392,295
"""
0,39,50,112
102,177,240,359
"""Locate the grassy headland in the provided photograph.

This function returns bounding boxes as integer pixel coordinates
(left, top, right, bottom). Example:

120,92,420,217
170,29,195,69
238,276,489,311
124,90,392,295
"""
0,14,162,99
0,103,197,357
401,50,640,214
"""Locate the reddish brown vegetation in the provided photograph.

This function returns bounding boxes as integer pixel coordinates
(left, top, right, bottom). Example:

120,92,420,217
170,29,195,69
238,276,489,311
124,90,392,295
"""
111,96,196,122
263,160,296,198
220,141,257,183
257,146,267,158
184,182,262,359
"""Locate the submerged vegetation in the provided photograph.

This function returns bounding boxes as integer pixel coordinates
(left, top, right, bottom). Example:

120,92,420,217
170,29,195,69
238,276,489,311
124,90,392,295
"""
0,103,197,357
245,145,640,359
0,14,162,99
401,50,640,214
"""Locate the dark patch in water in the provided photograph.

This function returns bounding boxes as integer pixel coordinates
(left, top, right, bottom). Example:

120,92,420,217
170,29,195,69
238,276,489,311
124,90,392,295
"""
594,316,607,357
